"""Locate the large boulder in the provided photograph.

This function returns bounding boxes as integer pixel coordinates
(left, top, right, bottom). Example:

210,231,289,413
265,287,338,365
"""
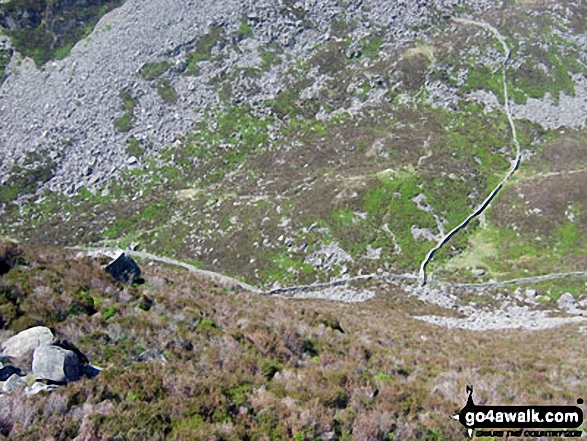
32,345,82,383
1,326,55,359
105,252,142,284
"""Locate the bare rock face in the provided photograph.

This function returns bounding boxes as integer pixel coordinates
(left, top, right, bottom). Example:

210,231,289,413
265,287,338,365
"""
0,326,55,359
32,345,83,383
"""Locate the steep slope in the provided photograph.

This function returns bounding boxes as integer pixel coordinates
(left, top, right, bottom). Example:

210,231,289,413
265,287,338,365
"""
0,244,586,439
1,0,586,309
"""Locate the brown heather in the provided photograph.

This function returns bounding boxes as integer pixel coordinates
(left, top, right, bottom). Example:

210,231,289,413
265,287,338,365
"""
0,244,585,440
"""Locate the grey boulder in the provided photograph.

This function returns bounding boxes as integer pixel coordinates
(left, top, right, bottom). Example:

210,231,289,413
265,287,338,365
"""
1,326,55,359
2,373,26,393
32,345,82,383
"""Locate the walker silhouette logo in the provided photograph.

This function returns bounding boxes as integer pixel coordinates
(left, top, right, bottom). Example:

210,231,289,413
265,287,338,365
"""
452,386,584,438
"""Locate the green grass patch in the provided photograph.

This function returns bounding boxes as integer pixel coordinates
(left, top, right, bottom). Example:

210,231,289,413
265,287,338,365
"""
0,160,55,204
114,90,138,132
463,66,504,103
360,36,382,58
260,51,282,70
362,171,436,269
236,18,253,40
157,79,178,104
139,61,171,80
126,136,146,158
185,25,223,75
0,49,11,84
114,113,134,132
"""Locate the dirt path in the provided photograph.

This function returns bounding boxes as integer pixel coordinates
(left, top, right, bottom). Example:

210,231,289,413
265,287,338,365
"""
418,18,522,286
71,247,262,294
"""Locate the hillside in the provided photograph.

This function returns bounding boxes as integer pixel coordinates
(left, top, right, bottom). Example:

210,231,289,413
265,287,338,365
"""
1,0,586,293
0,0,587,439
0,243,586,440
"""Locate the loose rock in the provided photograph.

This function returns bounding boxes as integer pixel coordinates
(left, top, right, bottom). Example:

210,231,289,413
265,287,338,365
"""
105,252,142,284
32,345,83,383
1,326,55,359
25,382,60,395
557,292,578,311
2,373,26,393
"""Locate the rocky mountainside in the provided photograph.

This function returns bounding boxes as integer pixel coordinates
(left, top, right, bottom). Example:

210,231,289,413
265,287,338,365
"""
1,0,587,438
1,0,586,318
1,0,495,193
0,0,124,68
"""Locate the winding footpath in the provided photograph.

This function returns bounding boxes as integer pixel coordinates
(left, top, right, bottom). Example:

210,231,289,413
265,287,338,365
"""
418,18,521,286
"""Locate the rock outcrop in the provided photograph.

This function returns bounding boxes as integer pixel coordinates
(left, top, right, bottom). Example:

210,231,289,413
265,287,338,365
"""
0,327,97,394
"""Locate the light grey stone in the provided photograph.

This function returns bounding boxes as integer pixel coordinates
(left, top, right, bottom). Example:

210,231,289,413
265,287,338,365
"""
2,373,26,393
525,289,538,303
557,292,578,311
1,326,55,359
25,382,60,395
32,345,82,383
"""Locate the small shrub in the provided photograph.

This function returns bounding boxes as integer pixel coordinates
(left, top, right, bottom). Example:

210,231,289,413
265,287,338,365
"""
114,90,138,132
197,318,215,329
126,136,145,158
260,358,283,380
114,113,133,133
236,19,253,40
67,289,96,317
